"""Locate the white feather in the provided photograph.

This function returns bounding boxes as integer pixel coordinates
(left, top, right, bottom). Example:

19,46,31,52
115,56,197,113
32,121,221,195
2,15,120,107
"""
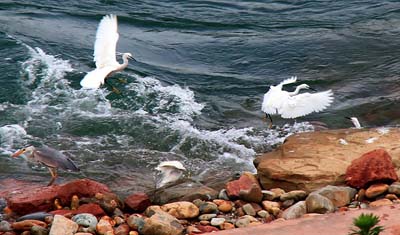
80,67,114,88
262,77,333,119
94,14,119,69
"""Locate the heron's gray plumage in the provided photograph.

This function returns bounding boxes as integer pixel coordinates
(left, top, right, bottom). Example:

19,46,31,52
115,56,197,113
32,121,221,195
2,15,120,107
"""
34,146,79,171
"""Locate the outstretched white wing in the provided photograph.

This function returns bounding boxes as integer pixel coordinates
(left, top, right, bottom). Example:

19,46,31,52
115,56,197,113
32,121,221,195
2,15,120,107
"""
278,76,297,87
93,14,119,69
279,90,334,118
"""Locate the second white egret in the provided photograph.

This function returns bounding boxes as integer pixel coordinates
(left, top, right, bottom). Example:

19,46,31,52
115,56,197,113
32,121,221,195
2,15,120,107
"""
262,76,334,127
346,116,362,129
80,14,135,90
155,160,186,188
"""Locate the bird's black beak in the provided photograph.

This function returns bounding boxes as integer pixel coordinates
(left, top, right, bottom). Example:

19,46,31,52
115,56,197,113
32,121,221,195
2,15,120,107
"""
309,87,317,92
345,116,351,120
128,55,136,62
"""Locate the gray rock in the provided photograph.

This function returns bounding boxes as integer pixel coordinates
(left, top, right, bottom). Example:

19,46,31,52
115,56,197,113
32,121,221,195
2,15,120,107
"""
389,182,400,195
210,218,225,227
49,215,78,235
141,210,185,235
282,201,307,220
282,199,295,208
199,202,219,214
17,212,53,222
235,215,257,228
261,190,277,201
198,214,217,221
0,221,12,232
31,225,49,235
280,190,307,201
306,193,335,214
315,185,357,207
71,213,98,233
242,203,256,216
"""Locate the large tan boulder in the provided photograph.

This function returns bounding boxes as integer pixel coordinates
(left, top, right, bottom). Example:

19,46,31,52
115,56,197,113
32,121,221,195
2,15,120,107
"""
255,127,400,192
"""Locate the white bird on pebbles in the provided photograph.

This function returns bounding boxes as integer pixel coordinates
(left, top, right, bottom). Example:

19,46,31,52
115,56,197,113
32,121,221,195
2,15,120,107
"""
261,76,334,127
346,116,362,129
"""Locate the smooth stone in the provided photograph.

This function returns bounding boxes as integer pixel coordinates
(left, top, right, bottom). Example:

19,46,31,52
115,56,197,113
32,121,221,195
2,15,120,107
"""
141,210,185,235
305,193,335,214
314,185,357,207
49,215,78,235
261,201,280,211
17,212,52,222
210,218,225,227
126,214,145,232
96,216,115,235
161,201,200,219
256,210,270,218
385,194,398,200
282,201,307,220
215,200,232,213
0,221,12,232
357,189,366,202
71,213,98,233
365,183,389,198
261,190,277,201
114,224,130,235
235,215,257,228
220,222,235,230
369,198,393,207
199,202,219,214
31,225,49,235
198,214,217,221
242,203,256,216
12,220,47,231
282,199,295,208
280,190,307,201
388,182,400,195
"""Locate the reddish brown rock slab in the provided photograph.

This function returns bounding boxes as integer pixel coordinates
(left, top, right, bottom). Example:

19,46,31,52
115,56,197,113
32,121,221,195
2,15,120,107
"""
346,149,398,188
124,192,152,212
255,128,400,192
1,178,110,215
226,172,263,203
202,204,400,235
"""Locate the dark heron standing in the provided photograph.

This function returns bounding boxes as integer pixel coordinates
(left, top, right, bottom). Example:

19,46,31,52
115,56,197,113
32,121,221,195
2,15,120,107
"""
11,146,80,186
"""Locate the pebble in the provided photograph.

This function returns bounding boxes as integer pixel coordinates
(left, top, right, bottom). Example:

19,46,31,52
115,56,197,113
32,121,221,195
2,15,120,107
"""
96,216,115,235
49,215,78,235
220,222,235,230
256,210,270,218
11,220,47,231
30,225,49,235
17,212,52,222
388,182,400,195
114,224,130,235
365,184,389,198
0,221,12,232
242,203,256,216
127,214,145,231
198,214,217,221
199,202,219,214
210,218,225,227
280,190,307,201
385,194,398,200
369,198,393,207
72,213,98,233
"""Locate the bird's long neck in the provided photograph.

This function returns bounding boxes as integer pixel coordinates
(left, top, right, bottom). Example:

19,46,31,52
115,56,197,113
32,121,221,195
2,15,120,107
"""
352,118,362,128
288,85,305,96
116,56,129,71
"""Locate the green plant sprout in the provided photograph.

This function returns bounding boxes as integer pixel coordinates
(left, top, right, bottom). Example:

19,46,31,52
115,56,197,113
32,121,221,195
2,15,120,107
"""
349,213,384,235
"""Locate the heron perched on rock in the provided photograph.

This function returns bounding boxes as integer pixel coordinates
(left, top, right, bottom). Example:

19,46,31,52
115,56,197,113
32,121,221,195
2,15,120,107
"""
80,14,135,91
11,146,79,186
155,161,186,188
262,76,334,127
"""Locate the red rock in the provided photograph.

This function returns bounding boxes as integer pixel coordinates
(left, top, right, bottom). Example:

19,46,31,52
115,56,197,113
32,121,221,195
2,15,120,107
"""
226,172,263,203
49,203,106,217
345,149,398,188
196,225,220,233
11,220,47,230
3,179,110,215
124,192,151,212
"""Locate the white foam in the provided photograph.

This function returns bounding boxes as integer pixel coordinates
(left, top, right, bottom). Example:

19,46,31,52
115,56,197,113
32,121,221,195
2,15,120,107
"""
0,124,30,154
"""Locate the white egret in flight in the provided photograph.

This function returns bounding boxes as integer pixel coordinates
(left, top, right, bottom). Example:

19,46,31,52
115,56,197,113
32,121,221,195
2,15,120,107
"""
346,116,362,128
155,160,186,188
262,76,334,127
80,14,135,90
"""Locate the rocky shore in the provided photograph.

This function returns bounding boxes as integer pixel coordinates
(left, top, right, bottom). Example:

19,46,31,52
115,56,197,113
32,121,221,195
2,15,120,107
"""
2,127,400,235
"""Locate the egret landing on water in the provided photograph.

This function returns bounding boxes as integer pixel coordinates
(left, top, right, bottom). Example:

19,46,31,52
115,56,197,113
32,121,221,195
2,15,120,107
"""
346,116,362,129
155,161,186,188
261,76,334,128
80,14,135,92
11,146,79,186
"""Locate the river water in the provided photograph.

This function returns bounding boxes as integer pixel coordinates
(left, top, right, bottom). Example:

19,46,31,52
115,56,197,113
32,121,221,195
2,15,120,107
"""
1,0,400,195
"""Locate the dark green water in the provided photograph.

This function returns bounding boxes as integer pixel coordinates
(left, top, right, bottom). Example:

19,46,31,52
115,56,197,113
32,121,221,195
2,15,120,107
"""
1,0,400,194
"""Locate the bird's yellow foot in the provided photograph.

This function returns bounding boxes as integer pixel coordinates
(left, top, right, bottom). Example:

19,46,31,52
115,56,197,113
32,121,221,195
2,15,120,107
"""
112,86,121,94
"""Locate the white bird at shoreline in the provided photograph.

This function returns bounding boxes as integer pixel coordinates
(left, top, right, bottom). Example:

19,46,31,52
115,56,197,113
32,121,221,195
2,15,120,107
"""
80,14,135,90
261,76,334,127
346,116,362,129
155,161,186,188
